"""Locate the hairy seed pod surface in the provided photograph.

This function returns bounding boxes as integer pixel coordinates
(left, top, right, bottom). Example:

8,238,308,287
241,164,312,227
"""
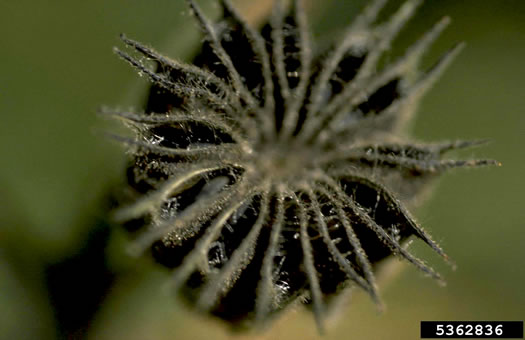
105,0,498,332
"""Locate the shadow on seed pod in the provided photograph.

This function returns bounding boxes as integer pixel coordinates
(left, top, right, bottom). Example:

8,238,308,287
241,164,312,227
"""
102,0,499,334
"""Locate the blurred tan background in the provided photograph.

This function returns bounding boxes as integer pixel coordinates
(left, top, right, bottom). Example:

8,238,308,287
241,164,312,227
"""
1,1,523,339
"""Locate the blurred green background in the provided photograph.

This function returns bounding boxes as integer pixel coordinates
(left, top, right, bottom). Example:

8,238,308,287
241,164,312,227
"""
1,0,524,339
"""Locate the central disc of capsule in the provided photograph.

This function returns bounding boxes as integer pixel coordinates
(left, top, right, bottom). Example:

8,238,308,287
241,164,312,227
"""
250,142,312,181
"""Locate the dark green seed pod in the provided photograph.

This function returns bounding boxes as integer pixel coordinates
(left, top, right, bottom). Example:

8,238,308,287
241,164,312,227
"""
105,0,498,332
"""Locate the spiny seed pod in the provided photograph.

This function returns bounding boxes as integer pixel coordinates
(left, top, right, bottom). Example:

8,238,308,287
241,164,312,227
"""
104,0,498,332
